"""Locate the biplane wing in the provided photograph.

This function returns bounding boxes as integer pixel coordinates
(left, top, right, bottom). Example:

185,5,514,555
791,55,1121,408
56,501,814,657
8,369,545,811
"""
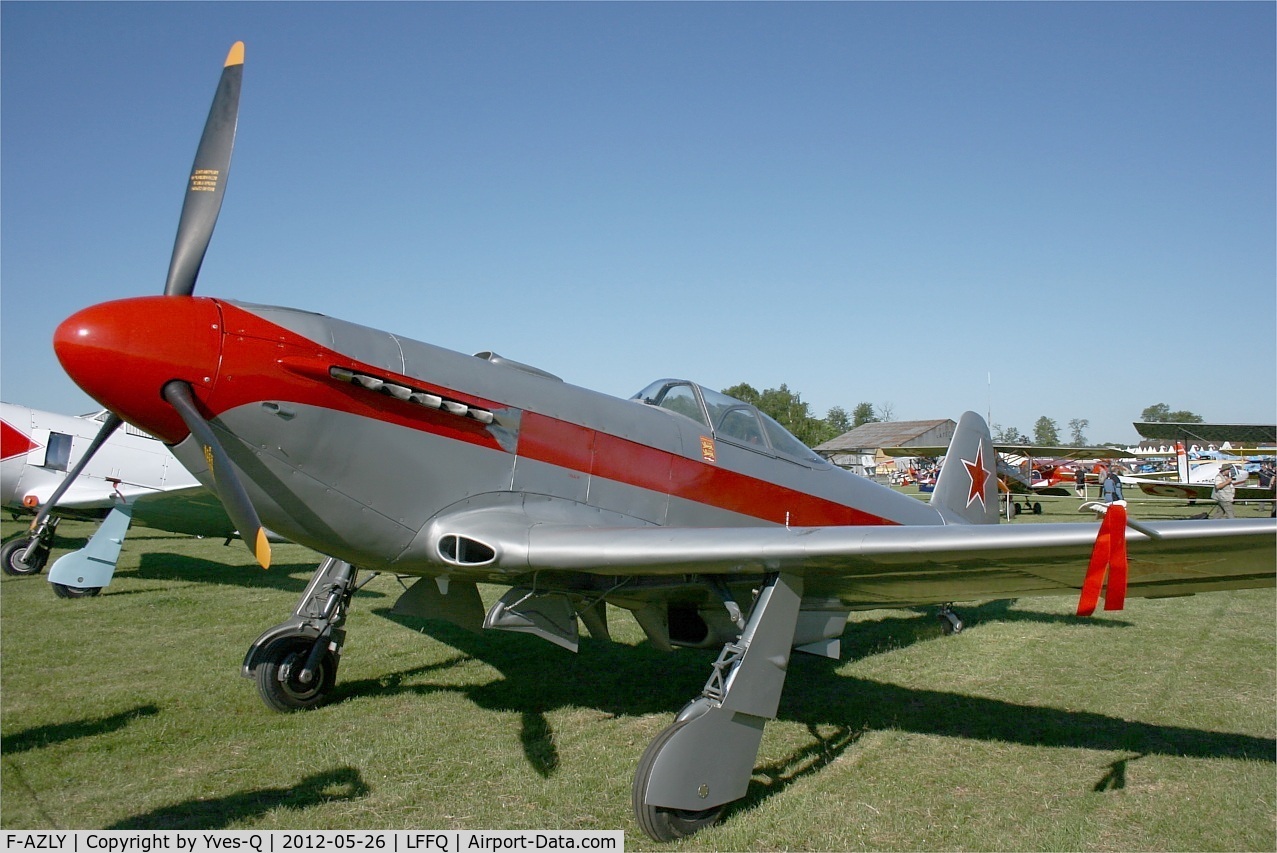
1136,480,1275,503
881,443,1128,459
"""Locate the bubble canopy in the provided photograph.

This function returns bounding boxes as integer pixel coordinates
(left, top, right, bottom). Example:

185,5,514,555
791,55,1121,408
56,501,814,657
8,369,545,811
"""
631,379,826,465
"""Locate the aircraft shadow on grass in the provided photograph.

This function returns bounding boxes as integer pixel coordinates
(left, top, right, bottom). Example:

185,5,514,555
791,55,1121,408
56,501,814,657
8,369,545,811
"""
107,766,370,830
127,553,394,601
1,705,160,756
354,604,1272,816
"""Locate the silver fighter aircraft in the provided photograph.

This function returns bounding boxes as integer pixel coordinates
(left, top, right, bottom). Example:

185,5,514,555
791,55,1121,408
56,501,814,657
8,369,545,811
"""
46,43,1276,841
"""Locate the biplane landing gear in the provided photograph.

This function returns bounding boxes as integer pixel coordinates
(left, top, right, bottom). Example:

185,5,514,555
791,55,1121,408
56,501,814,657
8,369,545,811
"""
243,556,364,712
632,572,804,842
1006,501,1043,519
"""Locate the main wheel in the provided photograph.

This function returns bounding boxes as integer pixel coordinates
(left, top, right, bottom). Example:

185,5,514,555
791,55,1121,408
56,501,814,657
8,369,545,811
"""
2,538,47,576
254,635,337,712
632,718,727,842
52,582,102,598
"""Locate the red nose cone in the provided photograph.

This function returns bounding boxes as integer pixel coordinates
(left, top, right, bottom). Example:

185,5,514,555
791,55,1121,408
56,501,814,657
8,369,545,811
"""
55,296,224,443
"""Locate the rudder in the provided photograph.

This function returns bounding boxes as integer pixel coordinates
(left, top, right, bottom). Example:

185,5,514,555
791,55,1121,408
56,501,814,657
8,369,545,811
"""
930,411,999,524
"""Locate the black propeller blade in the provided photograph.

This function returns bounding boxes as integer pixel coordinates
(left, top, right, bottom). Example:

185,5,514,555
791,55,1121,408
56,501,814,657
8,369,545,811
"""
154,43,268,568
163,41,244,297
162,381,271,569
158,44,268,569
44,44,263,572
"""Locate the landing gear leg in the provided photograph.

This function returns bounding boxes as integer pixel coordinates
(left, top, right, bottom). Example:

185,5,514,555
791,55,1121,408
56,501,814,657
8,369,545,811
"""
242,557,365,712
632,572,804,842
3,517,58,576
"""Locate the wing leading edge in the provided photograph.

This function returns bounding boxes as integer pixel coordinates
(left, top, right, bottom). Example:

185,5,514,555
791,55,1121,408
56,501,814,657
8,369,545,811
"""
507,517,1275,610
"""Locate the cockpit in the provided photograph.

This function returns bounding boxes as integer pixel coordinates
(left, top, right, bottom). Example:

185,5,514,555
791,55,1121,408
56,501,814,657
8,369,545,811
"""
631,379,827,466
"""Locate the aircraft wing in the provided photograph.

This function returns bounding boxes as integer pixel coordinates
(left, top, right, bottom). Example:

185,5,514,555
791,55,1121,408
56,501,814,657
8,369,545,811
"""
127,485,237,538
438,512,1275,610
1136,480,1276,503
882,444,1128,459
1134,422,1277,444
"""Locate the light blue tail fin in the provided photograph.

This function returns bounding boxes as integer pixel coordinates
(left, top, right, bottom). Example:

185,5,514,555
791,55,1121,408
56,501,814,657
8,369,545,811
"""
930,411,999,524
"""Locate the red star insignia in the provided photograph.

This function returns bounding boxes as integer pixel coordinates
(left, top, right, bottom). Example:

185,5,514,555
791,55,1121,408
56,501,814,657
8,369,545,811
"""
962,445,989,509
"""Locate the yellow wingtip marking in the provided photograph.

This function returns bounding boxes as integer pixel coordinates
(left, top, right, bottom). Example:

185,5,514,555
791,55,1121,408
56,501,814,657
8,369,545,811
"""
225,41,245,68
256,529,271,570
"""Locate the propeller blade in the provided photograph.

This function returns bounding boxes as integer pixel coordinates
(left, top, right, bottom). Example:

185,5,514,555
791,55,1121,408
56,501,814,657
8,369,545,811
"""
163,41,244,297
161,381,271,569
28,413,123,531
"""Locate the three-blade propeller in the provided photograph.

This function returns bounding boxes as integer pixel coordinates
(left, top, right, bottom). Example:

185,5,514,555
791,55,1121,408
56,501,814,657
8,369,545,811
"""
40,42,269,569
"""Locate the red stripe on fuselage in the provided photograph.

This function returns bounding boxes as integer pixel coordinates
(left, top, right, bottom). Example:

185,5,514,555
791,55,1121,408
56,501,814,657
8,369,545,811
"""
207,303,507,453
519,412,893,527
206,303,893,527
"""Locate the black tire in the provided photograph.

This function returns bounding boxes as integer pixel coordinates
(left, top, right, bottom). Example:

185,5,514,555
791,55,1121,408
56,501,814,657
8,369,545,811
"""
254,635,337,712
1032,502,1043,515
52,582,102,598
2,538,46,576
632,718,727,842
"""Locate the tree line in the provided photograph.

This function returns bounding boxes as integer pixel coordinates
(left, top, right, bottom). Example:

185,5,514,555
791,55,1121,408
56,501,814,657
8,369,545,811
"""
720,382,1203,450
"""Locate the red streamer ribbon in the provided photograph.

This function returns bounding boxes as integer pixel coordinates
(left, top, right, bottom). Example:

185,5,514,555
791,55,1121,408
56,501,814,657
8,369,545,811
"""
1077,502,1129,616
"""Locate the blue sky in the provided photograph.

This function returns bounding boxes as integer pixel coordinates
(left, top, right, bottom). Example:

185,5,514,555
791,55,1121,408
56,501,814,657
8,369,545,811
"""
3,2,1273,445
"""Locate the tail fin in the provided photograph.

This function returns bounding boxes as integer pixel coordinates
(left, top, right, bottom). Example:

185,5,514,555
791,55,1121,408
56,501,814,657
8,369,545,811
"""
930,411,999,524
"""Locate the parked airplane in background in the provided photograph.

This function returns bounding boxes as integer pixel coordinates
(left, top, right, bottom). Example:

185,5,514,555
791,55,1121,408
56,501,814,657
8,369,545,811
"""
1,401,234,595
882,444,1127,516
38,43,1277,840
1125,441,1275,505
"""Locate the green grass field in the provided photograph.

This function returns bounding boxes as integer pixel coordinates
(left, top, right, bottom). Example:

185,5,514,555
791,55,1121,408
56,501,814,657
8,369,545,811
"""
2,492,1274,850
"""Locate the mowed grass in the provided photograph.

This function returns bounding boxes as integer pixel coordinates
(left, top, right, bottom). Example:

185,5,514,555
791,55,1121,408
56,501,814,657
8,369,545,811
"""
2,493,1274,851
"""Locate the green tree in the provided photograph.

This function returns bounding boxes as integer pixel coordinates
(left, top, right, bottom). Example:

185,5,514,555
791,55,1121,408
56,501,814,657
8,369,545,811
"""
1140,403,1204,423
992,423,1027,444
722,382,761,407
825,406,853,437
851,402,877,428
1067,418,1089,446
1033,416,1060,445
721,382,827,446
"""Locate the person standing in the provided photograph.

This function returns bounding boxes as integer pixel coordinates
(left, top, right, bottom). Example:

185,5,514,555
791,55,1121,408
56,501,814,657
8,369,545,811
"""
1211,465,1239,518
1075,466,1087,498
1101,466,1124,503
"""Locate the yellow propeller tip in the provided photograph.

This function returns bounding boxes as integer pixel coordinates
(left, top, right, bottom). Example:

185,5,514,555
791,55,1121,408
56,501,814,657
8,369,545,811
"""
255,528,271,570
225,41,245,68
